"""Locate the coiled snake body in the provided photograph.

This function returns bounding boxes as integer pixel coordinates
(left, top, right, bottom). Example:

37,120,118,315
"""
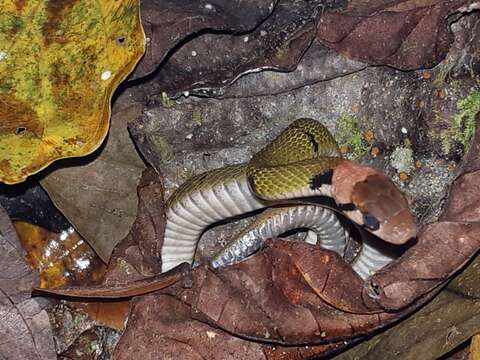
161,119,416,278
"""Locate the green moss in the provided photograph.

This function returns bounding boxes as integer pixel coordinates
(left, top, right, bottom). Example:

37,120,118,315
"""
335,113,369,159
160,92,175,108
191,108,203,126
0,15,25,33
440,90,480,155
149,134,173,163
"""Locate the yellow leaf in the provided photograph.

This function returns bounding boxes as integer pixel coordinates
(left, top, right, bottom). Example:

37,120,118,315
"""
0,0,145,184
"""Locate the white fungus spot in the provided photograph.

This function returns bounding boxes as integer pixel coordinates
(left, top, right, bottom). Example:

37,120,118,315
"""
101,70,112,81
183,91,190,97
243,36,249,42
260,30,267,36
401,127,408,134
206,331,217,339
205,3,214,10
191,50,197,57
185,133,193,140
0,51,7,60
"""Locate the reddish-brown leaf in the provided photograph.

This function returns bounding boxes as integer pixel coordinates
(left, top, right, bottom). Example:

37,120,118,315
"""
317,0,469,70
34,263,189,299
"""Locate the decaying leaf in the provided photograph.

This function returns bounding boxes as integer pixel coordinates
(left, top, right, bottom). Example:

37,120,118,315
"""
40,101,146,262
317,0,469,70
0,206,56,360
153,0,321,97
336,253,480,360
131,0,278,79
14,221,106,289
0,0,145,184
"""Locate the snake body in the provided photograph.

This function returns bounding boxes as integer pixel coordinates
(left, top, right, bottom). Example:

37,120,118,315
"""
162,163,266,272
210,204,397,280
161,119,416,275
209,205,349,269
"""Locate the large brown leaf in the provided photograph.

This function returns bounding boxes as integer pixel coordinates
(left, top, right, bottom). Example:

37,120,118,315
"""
40,100,146,262
317,0,469,70
131,0,278,79
152,0,322,97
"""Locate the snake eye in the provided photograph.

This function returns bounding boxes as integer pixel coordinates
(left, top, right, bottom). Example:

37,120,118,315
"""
363,213,380,230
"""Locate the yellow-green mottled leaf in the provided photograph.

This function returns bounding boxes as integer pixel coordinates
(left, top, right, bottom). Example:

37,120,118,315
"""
0,0,145,184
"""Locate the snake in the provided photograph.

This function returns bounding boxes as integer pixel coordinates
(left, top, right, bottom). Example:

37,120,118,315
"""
209,204,398,280
161,118,417,276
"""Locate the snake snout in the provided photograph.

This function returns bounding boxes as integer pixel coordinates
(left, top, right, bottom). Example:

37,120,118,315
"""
332,161,417,245
352,174,417,244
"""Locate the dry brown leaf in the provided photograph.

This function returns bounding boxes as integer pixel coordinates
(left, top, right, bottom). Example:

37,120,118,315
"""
317,0,468,70
40,102,146,262
34,263,189,299
132,0,277,79
0,206,56,360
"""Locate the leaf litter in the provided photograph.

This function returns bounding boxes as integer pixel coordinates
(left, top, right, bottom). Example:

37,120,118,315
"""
2,0,480,359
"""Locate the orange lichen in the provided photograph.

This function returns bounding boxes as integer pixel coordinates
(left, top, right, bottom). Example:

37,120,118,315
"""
399,172,409,182
370,146,380,156
363,129,375,142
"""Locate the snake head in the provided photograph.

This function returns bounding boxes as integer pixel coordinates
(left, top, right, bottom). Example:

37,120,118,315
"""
332,160,417,245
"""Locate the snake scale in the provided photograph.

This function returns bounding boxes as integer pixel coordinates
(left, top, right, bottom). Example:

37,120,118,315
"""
161,118,416,278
